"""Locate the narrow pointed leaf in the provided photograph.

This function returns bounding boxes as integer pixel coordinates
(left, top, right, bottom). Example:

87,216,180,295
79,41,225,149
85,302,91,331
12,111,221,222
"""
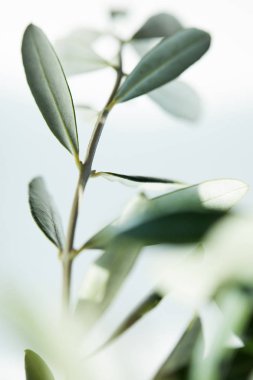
25,350,55,380
29,177,65,249
132,39,202,122
149,80,202,121
76,238,142,327
132,13,183,40
55,29,110,76
96,292,163,352
22,24,79,157
153,318,201,380
92,170,186,200
92,171,185,187
114,28,211,103
84,179,247,249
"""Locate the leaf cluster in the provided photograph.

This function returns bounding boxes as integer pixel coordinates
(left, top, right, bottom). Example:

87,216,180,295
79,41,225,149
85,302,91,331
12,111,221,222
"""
19,11,252,380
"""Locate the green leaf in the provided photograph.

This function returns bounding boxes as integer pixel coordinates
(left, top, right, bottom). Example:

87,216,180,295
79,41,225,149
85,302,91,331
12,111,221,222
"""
95,292,163,352
58,27,101,45
153,318,201,380
149,80,202,121
22,24,79,157
76,238,142,327
92,171,185,188
119,211,224,245
114,28,211,103
25,350,55,380
29,177,65,249
132,13,183,39
132,39,202,122
84,179,247,249
55,29,111,76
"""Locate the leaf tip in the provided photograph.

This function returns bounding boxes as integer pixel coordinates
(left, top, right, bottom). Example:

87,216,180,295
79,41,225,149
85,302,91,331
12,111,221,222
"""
29,176,43,190
23,23,38,40
24,349,35,364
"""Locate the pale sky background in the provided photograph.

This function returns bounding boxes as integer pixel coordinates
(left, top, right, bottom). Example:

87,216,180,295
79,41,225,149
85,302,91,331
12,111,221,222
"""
1,0,253,379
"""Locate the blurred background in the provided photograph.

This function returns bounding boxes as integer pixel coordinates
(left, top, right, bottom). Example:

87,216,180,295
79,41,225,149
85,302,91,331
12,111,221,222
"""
1,0,253,378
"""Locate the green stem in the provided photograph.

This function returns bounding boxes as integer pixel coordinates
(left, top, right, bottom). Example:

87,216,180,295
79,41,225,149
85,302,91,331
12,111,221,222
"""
61,46,124,311
62,258,73,309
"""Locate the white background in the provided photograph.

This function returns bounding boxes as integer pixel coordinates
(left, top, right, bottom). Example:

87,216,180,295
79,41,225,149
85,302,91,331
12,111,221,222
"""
1,0,253,378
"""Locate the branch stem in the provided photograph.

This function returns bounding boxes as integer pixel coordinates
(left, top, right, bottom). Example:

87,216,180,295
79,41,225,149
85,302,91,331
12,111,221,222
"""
61,46,123,310
62,258,73,308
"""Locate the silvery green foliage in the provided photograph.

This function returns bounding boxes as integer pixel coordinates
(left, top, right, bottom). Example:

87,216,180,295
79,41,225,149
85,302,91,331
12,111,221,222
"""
149,80,202,121
19,11,252,380
22,25,79,158
29,177,65,250
114,29,211,103
55,28,111,76
131,17,203,122
84,179,247,249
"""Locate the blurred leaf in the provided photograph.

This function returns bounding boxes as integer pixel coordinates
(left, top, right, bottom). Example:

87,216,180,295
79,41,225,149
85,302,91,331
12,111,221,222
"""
59,27,101,44
131,38,159,58
110,9,128,19
76,238,142,327
22,24,79,157
217,304,253,380
82,223,115,251
223,342,253,380
132,13,183,40
97,291,163,351
149,80,202,121
84,179,247,249
190,290,251,380
2,289,95,379
199,301,243,360
118,211,224,245
76,104,99,125
29,177,65,249
153,318,201,380
25,350,55,380
55,29,112,76
114,28,211,103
